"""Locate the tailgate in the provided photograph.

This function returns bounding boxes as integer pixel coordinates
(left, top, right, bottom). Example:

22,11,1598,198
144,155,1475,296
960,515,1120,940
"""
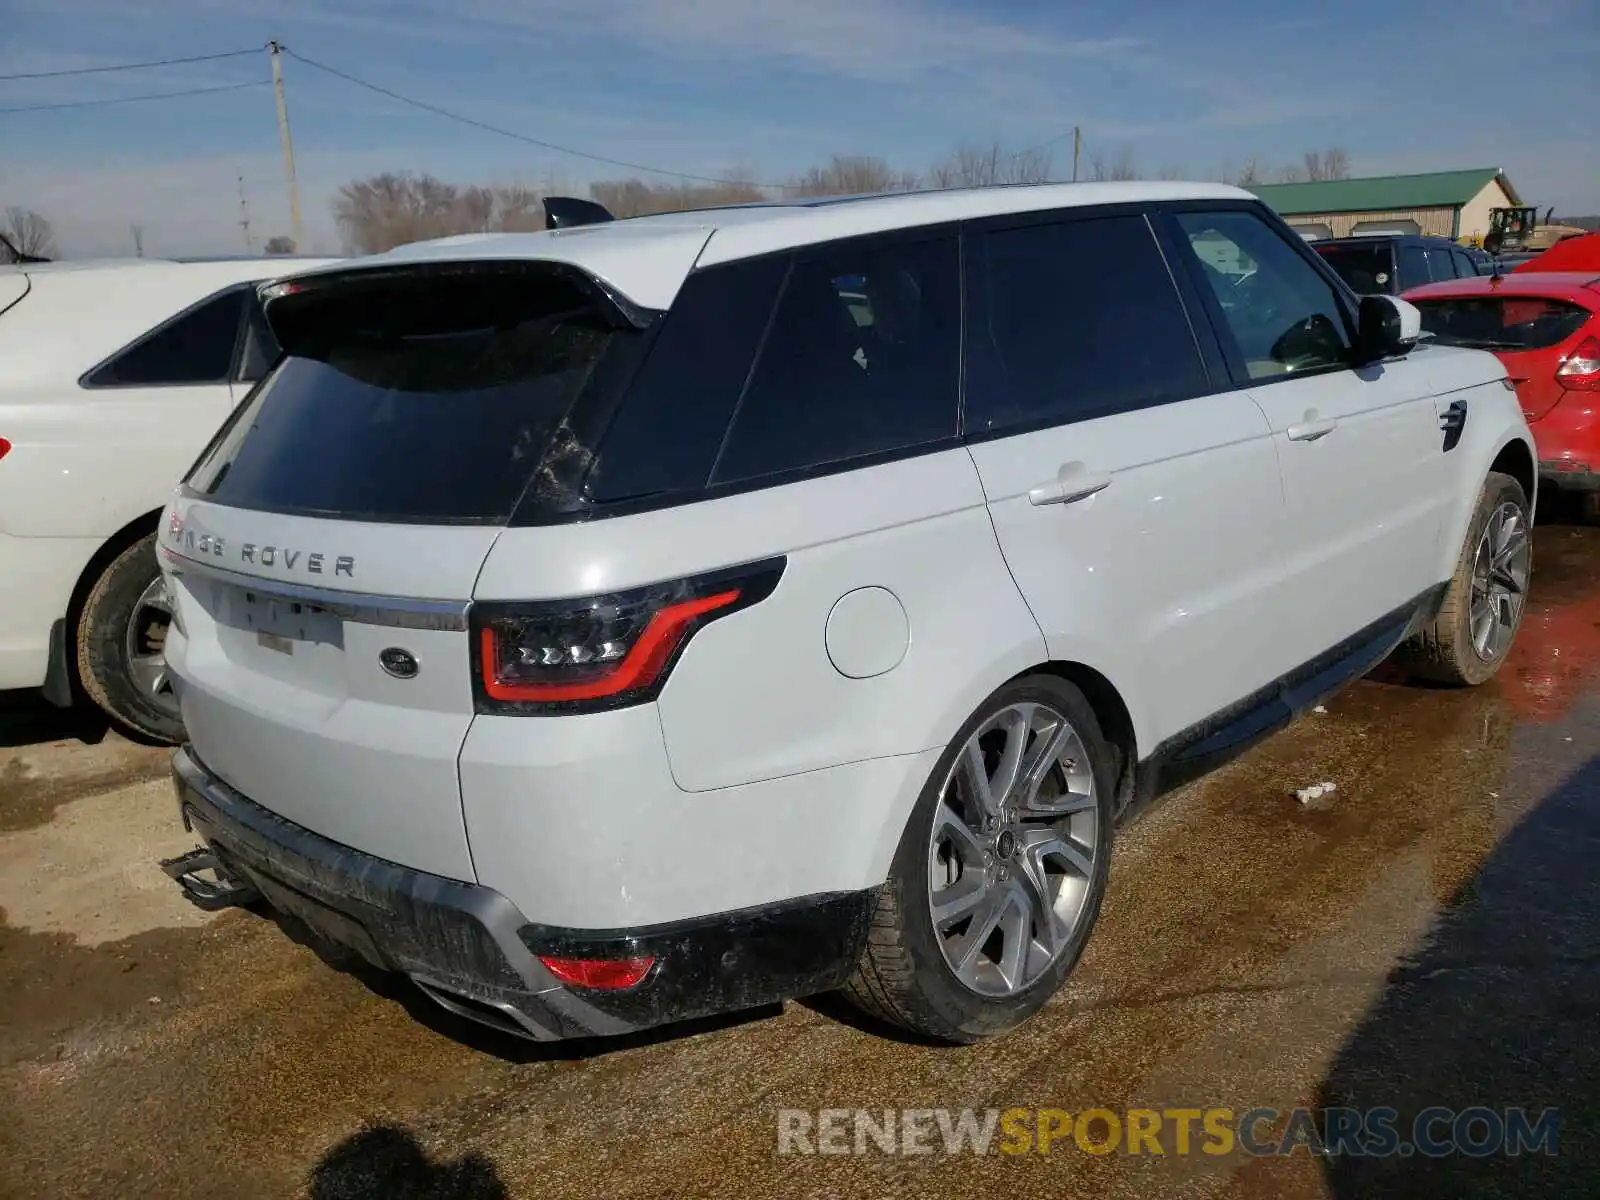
162,501,497,881
157,260,653,881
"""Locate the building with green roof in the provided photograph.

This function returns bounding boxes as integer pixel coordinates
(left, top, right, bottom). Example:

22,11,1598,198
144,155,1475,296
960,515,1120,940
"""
1249,168,1522,244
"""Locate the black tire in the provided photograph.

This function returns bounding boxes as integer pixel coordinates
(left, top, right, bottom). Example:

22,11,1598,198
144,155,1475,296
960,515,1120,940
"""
844,674,1115,1043
1399,471,1532,687
75,532,185,744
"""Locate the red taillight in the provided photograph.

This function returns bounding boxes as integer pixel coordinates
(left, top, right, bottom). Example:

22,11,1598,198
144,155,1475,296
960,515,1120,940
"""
479,589,739,704
471,559,785,715
0,437,10,461
1557,336,1600,390
538,953,655,990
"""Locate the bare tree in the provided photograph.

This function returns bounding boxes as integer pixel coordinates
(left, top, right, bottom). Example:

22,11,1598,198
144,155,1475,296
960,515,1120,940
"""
457,185,496,233
1275,163,1309,183
1233,158,1264,187
588,175,766,219
789,155,916,198
492,183,545,232
263,235,296,255
334,172,613,251
1087,148,1139,182
334,172,459,253
926,141,1053,189
3,207,55,257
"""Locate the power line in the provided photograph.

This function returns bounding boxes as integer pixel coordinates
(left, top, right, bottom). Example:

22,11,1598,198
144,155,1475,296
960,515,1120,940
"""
0,39,1085,192
280,47,771,187
0,79,267,114
0,48,259,82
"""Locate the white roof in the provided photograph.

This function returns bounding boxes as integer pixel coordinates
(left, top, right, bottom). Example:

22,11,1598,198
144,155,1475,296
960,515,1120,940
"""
279,181,1253,311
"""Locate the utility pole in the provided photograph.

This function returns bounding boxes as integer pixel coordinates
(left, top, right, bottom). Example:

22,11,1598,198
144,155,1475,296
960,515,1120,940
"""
130,224,144,258
267,41,304,251
1072,126,1081,183
237,175,253,252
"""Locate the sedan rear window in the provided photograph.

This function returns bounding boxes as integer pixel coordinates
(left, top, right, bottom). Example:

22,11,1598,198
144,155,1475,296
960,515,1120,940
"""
186,269,639,524
1315,243,1395,294
1415,296,1591,351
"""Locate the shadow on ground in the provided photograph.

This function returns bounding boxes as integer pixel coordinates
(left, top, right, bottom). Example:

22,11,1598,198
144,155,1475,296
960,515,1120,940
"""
1318,754,1600,1198
0,688,108,750
309,1124,508,1200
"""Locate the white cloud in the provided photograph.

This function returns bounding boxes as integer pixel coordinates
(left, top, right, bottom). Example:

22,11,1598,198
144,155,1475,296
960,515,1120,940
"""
29,0,1139,81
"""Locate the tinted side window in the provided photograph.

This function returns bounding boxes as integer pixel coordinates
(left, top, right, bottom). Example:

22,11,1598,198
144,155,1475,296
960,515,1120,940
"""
1453,250,1479,278
1428,246,1458,281
968,214,1208,434
236,293,281,383
1175,210,1352,381
586,257,785,504
711,236,959,484
1397,245,1430,291
85,287,246,387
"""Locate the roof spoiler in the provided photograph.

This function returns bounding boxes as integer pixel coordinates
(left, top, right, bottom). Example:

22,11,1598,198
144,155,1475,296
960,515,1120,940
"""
543,196,615,231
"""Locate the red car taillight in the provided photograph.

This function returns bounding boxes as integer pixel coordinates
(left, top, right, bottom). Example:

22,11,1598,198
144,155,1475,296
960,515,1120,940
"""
0,437,10,461
470,558,785,714
538,953,656,990
1557,335,1600,390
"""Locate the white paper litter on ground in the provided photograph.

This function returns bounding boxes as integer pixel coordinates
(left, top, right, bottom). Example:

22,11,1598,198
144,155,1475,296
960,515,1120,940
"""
1294,781,1338,805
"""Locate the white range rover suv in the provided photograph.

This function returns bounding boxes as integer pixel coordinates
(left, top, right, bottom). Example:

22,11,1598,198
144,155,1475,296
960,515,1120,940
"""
159,183,1534,1044
0,255,337,740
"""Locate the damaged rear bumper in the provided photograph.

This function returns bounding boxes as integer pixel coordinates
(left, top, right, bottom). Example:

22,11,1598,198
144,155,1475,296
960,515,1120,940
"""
170,746,873,1041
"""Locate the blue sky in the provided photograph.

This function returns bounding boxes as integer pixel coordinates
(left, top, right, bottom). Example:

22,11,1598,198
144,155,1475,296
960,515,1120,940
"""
4,0,1596,256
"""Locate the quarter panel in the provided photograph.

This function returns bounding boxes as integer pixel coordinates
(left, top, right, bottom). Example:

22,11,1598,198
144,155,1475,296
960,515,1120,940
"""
0,531,97,688
476,449,1050,792
0,384,235,538
459,708,943,926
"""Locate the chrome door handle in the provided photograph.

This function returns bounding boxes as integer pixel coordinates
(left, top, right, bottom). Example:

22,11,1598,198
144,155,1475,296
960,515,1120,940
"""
1286,414,1337,442
1028,463,1113,507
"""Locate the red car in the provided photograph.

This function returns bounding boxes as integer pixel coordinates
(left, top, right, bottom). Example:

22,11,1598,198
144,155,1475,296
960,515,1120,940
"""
1404,271,1600,517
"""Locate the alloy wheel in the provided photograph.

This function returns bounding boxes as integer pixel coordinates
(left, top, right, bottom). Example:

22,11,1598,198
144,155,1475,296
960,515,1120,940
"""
1469,500,1531,662
927,701,1098,997
125,575,179,716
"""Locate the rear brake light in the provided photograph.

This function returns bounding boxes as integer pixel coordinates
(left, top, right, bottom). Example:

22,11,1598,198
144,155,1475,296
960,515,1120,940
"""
471,558,785,714
1557,336,1600,390
538,953,655,990
0,437,10,461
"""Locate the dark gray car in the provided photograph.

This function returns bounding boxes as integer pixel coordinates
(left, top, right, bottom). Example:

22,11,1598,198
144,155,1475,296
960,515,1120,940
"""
1314,234,1486,295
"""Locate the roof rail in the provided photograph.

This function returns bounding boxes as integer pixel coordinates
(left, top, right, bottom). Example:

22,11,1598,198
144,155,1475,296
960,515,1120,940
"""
542,196,615,231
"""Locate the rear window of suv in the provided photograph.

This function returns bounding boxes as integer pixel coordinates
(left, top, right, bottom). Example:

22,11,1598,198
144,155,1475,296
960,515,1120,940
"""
186,268,639,524
1415,296,1591,351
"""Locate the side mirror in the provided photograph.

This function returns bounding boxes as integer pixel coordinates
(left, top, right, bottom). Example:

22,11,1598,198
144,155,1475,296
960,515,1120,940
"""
1355,294,1421,364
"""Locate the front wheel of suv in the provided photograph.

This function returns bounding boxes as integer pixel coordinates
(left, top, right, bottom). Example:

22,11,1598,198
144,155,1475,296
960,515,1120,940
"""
75,532,185,744
844,675,1114,1043
1400,470,1532,687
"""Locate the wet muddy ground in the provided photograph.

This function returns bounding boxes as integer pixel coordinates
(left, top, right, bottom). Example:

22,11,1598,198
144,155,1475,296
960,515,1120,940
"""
4,525,1599,1200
